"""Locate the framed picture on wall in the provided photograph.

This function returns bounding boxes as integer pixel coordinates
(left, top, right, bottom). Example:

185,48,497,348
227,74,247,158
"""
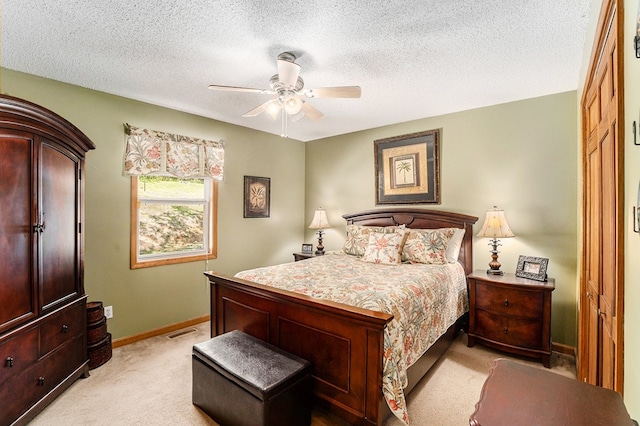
243,176,270,218
635,180,640,233
374,129,441,205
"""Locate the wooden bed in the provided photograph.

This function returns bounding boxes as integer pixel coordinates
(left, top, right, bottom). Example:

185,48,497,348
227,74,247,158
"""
204,208,478,425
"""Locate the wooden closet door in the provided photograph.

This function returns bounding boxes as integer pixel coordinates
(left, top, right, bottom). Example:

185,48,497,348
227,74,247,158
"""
579,0,623,392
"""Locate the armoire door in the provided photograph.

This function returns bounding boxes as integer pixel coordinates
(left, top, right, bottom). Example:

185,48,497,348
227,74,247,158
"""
39,139,82,311
0,131,37,333
579,0,623,392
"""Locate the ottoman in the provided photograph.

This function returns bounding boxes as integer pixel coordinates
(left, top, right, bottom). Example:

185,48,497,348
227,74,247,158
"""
192,330,312,426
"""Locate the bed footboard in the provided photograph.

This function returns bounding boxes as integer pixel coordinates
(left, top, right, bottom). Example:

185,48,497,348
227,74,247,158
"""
205,272,393,426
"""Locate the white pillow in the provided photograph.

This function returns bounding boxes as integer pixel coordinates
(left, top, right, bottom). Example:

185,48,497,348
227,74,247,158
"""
445,228,466,263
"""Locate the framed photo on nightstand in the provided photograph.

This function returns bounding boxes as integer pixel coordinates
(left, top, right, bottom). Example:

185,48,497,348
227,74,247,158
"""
515,255,549,282
301,244,313,253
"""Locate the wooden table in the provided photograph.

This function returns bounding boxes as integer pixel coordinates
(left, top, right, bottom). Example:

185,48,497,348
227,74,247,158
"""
470,359,635,426
292,252,316,261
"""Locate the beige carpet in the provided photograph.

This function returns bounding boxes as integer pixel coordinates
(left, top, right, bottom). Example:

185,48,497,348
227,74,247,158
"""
29,323,575,425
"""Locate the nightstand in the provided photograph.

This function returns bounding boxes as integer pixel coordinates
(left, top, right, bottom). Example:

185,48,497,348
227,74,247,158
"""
467,270,555,367
293,252,315,261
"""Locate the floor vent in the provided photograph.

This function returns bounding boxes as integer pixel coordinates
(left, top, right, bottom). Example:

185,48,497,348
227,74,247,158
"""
166,328,197,339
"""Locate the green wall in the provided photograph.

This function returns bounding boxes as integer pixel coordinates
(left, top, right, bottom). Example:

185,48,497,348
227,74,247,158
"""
1,69,306,340
305,92,579,347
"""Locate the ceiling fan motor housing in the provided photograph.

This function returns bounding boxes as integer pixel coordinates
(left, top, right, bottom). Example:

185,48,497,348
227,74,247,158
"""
269,74,304,93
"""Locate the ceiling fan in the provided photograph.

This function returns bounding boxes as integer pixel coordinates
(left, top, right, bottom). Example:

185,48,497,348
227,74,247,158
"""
208,52,361,136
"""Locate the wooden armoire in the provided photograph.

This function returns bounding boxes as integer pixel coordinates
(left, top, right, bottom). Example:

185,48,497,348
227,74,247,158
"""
0,95,95,425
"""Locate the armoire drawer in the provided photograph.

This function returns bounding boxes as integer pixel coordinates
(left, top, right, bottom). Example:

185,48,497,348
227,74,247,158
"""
40,300,85,356
0,326,39,386
0,334,85,426
475,310,543,349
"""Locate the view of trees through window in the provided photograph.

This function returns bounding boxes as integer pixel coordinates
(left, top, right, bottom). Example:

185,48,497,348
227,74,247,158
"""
137,176,207,257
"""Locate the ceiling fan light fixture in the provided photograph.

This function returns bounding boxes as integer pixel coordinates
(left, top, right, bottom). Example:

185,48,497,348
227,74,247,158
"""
284,95,303,115
266,101,282,120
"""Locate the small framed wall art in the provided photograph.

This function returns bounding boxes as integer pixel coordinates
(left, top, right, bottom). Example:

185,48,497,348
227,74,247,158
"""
374,129,441,205
515,255,549,282
634,180,640,233
243,176,270,218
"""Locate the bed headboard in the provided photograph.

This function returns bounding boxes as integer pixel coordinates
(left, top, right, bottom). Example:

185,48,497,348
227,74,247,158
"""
342,208,478,275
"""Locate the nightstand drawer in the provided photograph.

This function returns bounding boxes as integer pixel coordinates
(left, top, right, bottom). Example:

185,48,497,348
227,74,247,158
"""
475,284,543,318
475,310,542,349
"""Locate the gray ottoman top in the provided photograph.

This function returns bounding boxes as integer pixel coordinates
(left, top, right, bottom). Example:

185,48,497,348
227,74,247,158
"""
193,330,311,398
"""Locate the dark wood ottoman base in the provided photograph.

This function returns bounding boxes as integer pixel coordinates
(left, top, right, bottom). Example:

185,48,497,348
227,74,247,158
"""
192,330,312,426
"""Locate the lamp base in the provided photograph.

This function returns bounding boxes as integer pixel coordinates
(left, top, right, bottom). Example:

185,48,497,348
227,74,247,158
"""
315,229,325,255
486,238,504,276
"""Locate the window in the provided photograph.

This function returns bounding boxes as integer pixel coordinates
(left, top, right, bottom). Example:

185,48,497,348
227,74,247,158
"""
130,176,217,268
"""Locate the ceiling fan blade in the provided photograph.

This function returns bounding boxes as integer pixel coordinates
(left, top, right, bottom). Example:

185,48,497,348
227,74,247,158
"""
303,86,361,99
301,101,324,120
208,84,273,95
242,99,280,118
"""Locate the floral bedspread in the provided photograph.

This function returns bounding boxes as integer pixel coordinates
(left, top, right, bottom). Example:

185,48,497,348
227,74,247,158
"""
235,252,468,425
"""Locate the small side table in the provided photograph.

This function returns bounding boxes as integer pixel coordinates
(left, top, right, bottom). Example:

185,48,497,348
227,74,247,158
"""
467,270,555,367
293,252,315,262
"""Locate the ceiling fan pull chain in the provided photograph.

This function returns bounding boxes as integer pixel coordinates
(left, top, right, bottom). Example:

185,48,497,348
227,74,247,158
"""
281,107,288,138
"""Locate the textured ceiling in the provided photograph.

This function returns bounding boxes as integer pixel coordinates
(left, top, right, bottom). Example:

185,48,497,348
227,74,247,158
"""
2,1,591,142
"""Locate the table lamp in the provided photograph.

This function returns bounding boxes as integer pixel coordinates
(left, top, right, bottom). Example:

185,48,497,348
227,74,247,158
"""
308,208,331,255
477,206,515,275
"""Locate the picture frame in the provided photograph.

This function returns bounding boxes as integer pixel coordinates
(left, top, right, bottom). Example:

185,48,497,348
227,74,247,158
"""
515,255,549,282
243,176,270,218
374,129,441,205
634,180,640,233
301,243,313,253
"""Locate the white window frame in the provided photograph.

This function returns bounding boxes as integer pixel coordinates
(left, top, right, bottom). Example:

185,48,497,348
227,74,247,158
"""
130,176,217,269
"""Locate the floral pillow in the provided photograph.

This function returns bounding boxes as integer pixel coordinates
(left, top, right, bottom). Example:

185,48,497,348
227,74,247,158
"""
342,225,401,257
402,228,457,264
361,231,408,265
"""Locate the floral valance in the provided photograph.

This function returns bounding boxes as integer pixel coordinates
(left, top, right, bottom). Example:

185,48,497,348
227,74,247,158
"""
123,124,224,180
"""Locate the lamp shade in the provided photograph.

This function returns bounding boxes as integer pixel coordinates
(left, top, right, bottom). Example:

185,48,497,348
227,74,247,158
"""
308,208,331,229
477,207,515,238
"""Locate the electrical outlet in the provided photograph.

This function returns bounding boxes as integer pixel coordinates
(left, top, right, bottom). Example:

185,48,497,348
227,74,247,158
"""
104,305,113,319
